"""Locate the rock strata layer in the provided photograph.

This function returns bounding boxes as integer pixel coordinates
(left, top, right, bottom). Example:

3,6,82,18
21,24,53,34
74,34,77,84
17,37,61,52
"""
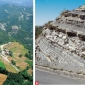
35,5,85,74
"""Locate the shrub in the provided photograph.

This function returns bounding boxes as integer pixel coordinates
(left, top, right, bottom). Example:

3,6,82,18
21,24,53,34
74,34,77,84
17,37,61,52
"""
19,54,22,58
11,60,16,65
9,51,13,57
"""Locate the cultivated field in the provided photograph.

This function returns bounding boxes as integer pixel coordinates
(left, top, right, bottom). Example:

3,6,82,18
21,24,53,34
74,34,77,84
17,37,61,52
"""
4,42,33,74
0,74,7,85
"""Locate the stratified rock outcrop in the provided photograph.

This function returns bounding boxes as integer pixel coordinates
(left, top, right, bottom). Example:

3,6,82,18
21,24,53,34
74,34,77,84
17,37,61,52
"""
35,5,85,74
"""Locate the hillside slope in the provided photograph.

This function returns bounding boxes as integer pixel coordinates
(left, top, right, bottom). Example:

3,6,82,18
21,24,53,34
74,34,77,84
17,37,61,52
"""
35,5,85,75
0,4,33,54
0,3,33,85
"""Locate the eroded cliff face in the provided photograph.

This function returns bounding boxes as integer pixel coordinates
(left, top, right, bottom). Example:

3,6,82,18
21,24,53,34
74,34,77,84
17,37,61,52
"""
35,5,85,74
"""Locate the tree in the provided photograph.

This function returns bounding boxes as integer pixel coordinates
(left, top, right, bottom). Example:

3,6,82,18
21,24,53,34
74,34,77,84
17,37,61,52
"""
35,26,43,39
25,53,32,60
19,54,22,58
25,53,29,58
26,66,29,70
3,72,24,85
0,67,8,74
11,60,16,65
9,51,13,57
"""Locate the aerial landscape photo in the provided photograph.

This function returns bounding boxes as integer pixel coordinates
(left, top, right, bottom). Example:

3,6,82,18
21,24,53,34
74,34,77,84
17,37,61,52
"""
35,0,85,84
0,0,33,85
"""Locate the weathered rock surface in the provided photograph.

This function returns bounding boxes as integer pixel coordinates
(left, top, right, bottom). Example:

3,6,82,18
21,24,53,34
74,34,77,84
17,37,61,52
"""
35,5,85,74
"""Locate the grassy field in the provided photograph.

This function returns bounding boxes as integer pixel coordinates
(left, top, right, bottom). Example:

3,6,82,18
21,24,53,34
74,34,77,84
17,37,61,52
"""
5,63,17,73
0,74,7,85
0,61,6,69
4,42,33,74
4,42,28,56
0,56,17,73
0,42,33,85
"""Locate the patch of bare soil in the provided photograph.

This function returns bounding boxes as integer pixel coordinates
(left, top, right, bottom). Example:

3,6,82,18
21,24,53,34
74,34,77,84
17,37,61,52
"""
0,74,7,85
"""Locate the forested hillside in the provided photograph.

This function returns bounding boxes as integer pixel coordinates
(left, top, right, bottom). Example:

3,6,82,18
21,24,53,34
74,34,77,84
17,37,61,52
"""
0,4,33,54
0,4,33,85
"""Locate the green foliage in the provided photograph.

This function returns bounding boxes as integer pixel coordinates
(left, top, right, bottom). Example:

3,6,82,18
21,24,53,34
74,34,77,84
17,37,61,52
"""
0,30,14,45
19,70,33,82
0,61,6,70
0,4,33,57
19,54,22,58
3,70,33,85
9,51,13,57
0,61,8,74
0,67,8,74
3,72,24,85
12,29,33,57
26,66,29,70
11,60,16,65
0,4,33,85
24,81,33,85
35,26,43,39
0,62,8,74
3,69,33,85
25,53,29,57
25,60,33,69
0,48,2,53
25,53,32,60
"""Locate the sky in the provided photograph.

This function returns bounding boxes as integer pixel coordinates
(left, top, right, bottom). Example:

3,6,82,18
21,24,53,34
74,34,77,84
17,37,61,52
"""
0,0,33,6
35,0,85,26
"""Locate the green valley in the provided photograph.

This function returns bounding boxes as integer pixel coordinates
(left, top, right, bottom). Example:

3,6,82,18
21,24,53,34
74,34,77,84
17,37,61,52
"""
0,3,33,85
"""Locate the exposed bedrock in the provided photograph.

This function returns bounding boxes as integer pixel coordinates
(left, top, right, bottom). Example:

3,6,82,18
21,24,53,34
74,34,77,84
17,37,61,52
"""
35,5,85,74
35,35,85,73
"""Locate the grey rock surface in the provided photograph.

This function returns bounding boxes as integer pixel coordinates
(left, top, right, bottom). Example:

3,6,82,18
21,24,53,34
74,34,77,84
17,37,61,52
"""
35,5,85,75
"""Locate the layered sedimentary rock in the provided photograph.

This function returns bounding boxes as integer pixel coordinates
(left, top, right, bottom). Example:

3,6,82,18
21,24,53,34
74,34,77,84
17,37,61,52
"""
35,5,85,73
